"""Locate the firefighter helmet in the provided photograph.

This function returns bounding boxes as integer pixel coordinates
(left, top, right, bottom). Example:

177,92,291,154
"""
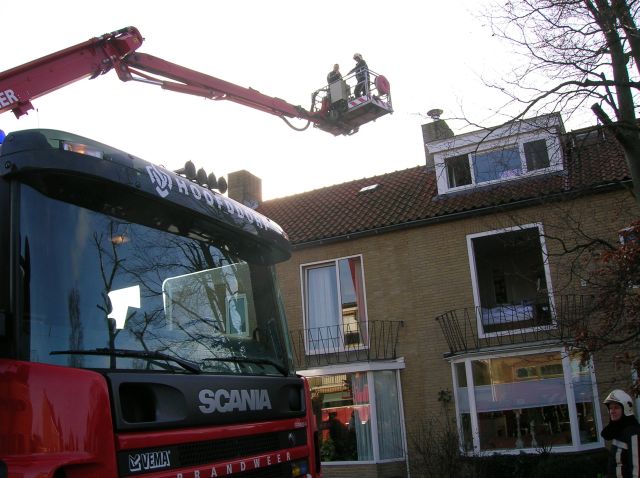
604,389,635,416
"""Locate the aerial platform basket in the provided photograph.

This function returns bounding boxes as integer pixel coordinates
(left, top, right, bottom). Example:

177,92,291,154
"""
311,69,393,136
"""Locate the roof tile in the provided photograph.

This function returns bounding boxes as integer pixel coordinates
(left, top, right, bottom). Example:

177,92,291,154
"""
258,124,630,245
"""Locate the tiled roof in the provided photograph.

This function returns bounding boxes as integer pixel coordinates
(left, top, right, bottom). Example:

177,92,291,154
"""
257,124,630,246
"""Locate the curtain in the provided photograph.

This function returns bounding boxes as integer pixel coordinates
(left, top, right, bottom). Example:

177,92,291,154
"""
307,265,339,352
348,257,368,343
374,371,404,459
351,372,373,460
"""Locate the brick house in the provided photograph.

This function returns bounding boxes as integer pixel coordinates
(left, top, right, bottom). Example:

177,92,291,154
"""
229,113,639,478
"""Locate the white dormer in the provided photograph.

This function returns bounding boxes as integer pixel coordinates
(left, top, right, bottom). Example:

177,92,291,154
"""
427,114,565,195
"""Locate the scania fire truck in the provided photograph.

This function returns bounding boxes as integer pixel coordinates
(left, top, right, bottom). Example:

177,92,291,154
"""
0,128,319,478
0,26,395,478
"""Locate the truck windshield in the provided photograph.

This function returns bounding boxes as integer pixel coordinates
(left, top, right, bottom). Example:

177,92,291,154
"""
18,184,293,376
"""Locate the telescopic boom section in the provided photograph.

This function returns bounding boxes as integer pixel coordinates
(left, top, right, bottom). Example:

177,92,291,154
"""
0,25,315,128
0,26,144,118
118,52,314,123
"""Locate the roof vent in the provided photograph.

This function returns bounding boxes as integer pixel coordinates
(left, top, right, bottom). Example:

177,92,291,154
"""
358,184,379,193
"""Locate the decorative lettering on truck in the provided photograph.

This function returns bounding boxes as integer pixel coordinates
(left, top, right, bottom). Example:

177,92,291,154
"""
174,450,293,478
198,388,272,413
0,89,19,108
145,164,273,231
128,450,172,473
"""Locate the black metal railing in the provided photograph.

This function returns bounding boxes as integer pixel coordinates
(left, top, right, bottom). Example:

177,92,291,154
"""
436,295,594,356
289,320,404,369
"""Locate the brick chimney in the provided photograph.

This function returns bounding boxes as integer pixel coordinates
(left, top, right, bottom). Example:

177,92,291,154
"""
227,170,262,209
421,109,454,170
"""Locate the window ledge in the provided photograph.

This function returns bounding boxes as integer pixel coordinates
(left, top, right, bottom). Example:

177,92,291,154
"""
466,441,604,456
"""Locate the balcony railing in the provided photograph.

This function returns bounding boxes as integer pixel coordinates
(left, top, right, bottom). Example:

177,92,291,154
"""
289,320,404,369
436,295,593,356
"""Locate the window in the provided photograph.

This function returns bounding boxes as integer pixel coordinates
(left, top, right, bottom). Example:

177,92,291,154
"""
454,350,601,454
429,114,564,194
434,132,562,194
302,256,368,354
467,224,554,335
358,184,379,193
18,184,293,375
473,146,522,183
524,139,550,171
307,369,405,463
446,154,472,188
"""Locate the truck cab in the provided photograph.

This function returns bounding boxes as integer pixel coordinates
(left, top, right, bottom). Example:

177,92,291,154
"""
0,129,320,478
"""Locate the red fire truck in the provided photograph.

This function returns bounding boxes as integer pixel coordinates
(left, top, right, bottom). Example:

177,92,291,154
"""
0,26,392,478
0,127,320,478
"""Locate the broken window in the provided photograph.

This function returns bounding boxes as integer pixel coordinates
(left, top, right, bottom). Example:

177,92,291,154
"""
468,225,553,334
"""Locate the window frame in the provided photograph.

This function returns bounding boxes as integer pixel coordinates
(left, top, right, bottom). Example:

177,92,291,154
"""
299,360,407,465
300,254,369,355
466,223,556,338
450,347,604,455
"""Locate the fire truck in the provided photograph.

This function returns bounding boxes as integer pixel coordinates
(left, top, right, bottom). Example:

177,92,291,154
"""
0,26,392,478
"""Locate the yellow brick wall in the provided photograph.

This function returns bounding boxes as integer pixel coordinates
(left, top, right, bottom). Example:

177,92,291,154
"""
274,188,639,477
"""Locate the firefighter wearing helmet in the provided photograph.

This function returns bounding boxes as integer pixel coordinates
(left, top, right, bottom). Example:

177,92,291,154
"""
348,53,369,98
601,389,640,477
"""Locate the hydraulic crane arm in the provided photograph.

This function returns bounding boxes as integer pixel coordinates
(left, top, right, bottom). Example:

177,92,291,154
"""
0,27,144,118
119,52,314,125
0,26,391,136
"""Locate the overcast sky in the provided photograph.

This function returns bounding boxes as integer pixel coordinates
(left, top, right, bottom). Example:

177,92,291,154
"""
1,1,598,200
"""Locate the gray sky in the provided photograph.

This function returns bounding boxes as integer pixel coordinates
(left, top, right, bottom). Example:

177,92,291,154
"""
0,1,596,200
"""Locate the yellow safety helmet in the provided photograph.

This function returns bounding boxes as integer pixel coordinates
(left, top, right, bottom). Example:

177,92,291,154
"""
604,389,635,416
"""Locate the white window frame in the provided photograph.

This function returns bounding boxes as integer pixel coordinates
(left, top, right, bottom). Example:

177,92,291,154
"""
450,347,604,456
299,359,407,465
300,255,369,355
429,114,564,195
467,223,556,338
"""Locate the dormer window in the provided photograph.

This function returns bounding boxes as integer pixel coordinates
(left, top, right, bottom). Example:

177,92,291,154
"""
428,114,564,195
442,137,556,190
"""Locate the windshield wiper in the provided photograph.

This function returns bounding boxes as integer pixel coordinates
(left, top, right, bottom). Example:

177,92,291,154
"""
50,347,201,374
203,356,288,376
